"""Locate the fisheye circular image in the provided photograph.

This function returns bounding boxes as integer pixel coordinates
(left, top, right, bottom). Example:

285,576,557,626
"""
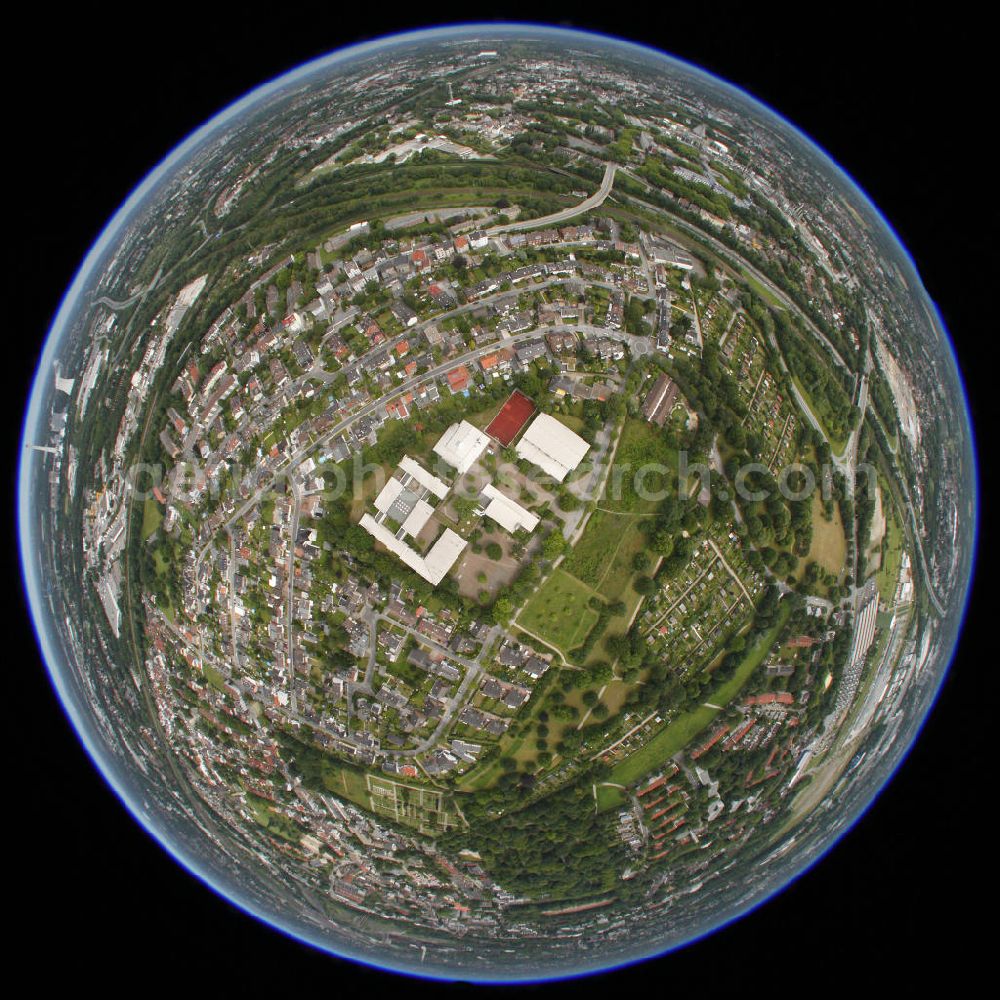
20,22,976,982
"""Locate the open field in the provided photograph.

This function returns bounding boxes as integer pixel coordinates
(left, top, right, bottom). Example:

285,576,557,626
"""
456,668,565,790
595,783,627,812
742,271,784,309
552,412,586,435
589,678,632,719
877,501,904,602
456,752,507,792
202,663,227,692
246,795,301,842
598,520,650,602
866,483,887,570
809,494,847,575
610,602,791,785
464,399,505,430
349,462,394,521
563,509,637,589
142,497,163,539
517,569,600,654
328,764,373,806
601,417,678,514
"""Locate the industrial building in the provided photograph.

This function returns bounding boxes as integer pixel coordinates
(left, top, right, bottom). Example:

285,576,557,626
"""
477,483,540,534
372,476,437,539
641,373,680,427
360,424,545,585
398,455,449,499
514,412,590,482
362,455,466,584
647,238,695,270
433,420,490,476
359,514,467,586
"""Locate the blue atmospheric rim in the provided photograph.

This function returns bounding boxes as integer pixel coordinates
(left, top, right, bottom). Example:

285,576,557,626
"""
18,19,980,985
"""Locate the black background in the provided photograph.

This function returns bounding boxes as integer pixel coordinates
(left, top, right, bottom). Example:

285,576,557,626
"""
10,5,988,991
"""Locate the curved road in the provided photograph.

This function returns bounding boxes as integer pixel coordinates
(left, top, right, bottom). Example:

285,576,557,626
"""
487,164,617,234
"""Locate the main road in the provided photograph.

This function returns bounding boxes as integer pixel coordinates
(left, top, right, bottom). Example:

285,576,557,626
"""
284,480,302,711
487,164,617,234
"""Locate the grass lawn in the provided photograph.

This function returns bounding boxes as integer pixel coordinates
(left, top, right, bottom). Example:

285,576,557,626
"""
203,664,227,692
517,569,600,654
246,796,300,842
562,505,651,638
349,462,394,521
142,497,163,539
610,602,791,786
808,494,847,576
742,271,784,309
563,509,636,588
598,520,651,602
461,398,506,431
246,795,271,826
876,503,904,602
552,412,586,434
457,757,504,792
560,498,654,659
512,732,542,768
602,417,678,514
584,678,632,720
456,668,566,790
386,658,428,689
326,763,376,808
456,726,539,790
595,783,627,812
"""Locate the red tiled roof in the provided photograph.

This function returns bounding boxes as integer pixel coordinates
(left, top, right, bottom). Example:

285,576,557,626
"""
446,366,470,391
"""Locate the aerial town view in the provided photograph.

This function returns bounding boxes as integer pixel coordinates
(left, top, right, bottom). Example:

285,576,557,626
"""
20,24,976,981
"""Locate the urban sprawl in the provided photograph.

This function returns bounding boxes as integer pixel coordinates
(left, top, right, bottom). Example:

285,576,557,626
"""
31,36,962,972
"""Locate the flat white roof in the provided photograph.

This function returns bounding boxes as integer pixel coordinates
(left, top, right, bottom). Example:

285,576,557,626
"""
373,476,406,514
433,420,490,476
649,241,694,269
401,498,434,538
480,483,540,534
423,528,468,581
514,413,590,482
398,455,449,499
360,514,466,585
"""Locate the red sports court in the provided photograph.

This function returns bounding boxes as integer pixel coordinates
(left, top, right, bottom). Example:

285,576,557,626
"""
485,390,536,446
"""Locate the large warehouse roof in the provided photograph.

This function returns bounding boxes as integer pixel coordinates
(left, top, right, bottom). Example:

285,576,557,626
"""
479,483,539,534
360,514,466,585
514,413,590,482
433,421,489,476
